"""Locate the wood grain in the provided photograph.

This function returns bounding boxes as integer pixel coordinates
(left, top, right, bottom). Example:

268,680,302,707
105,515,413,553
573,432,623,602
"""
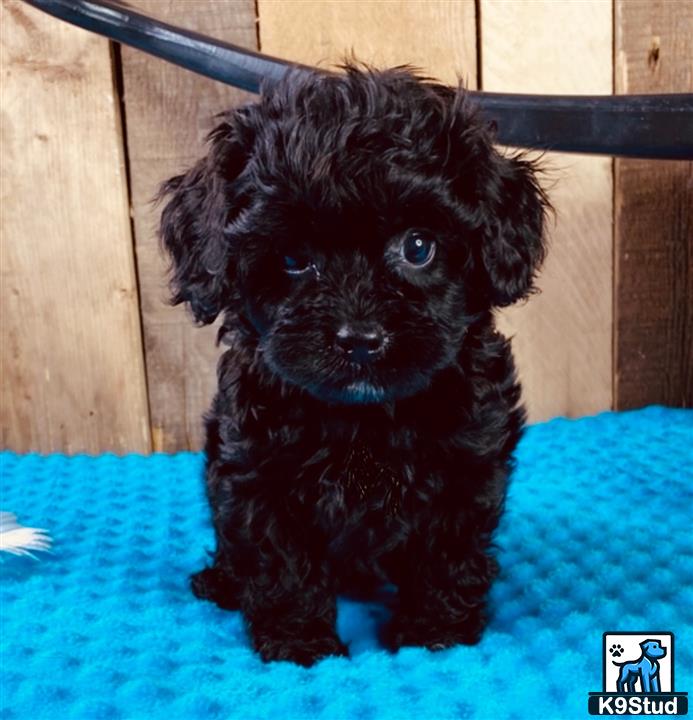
481,0,614,421
614,0,692,409
258,0,478,88
119,1,258,451
0,0,150,453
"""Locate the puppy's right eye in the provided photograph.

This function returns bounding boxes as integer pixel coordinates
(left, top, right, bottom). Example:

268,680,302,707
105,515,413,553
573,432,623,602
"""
401,230,436,267
282,254,312,275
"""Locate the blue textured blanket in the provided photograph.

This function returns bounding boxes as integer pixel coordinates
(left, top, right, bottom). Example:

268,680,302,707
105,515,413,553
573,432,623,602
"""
1,406,691,719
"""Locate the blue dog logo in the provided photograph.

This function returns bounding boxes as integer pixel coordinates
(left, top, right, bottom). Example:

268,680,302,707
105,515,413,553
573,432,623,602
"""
588,632,689,716
613,639,667,693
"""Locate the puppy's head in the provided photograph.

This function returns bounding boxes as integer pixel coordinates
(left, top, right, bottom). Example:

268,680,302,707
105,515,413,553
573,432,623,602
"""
160,65,548,404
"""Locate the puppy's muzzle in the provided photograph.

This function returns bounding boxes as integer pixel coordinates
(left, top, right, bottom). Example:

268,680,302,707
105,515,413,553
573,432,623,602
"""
335,323,386,364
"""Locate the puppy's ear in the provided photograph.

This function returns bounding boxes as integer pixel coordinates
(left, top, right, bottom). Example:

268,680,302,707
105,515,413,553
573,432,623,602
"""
476,152,548,307
158,118,251,324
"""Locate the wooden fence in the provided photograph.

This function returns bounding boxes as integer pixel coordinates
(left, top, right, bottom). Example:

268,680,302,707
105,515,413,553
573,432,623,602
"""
1,0,691,453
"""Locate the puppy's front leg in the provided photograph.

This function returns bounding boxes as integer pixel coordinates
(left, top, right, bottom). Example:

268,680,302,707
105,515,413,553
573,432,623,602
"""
383,497,501,651
238,513,348,666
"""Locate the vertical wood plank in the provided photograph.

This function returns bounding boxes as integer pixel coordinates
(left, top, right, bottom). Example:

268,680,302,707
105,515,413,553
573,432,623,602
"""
258,0,478,88
481,0,614,421
120,1,258,451
1,0,150,453
614,0,692,409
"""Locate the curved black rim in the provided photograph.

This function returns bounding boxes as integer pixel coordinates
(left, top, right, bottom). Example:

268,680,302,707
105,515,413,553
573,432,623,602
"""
22,0,693,160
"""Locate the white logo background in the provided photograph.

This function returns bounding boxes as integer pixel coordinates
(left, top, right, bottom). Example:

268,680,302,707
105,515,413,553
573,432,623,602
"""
605,633,673,693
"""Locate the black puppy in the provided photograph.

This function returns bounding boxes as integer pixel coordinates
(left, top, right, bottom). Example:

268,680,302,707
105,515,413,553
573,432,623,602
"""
159,64,547,667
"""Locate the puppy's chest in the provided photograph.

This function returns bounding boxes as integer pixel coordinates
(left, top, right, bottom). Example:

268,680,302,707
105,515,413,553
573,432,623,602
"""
341,442,404,510
310,440,407,518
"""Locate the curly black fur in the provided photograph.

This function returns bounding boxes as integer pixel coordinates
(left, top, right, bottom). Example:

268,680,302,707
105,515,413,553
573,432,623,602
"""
159,65,548,666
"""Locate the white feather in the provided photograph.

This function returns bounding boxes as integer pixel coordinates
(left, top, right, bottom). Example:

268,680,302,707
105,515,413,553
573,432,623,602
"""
0,512,52,559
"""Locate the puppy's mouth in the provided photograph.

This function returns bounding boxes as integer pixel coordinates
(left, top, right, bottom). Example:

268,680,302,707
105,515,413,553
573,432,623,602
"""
308,354,413,405
307,367,435,406
264,350,411,405
261,331,439,405
321,380,389,405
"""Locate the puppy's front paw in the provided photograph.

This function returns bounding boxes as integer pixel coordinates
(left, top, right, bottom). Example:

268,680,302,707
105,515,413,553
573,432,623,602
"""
254,631,348,667
190,567,240,610
381,612,484,652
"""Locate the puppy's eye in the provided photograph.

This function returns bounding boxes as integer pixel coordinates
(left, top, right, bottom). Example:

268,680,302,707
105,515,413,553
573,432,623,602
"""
282,254,312,275
401,230,436,267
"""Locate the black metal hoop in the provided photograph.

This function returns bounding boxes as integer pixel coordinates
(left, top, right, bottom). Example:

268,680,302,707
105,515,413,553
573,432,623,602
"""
22,0,693,160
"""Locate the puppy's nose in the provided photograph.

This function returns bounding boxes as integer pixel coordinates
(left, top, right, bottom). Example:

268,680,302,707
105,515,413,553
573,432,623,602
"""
335,324,385,363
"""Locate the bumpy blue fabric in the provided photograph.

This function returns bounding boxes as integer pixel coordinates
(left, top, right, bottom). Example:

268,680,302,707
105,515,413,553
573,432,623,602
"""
1,406,691,720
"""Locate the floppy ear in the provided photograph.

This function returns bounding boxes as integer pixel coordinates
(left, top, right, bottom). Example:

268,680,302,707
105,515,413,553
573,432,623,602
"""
442,89,549,307
477,152,548,307
158,118,251,325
